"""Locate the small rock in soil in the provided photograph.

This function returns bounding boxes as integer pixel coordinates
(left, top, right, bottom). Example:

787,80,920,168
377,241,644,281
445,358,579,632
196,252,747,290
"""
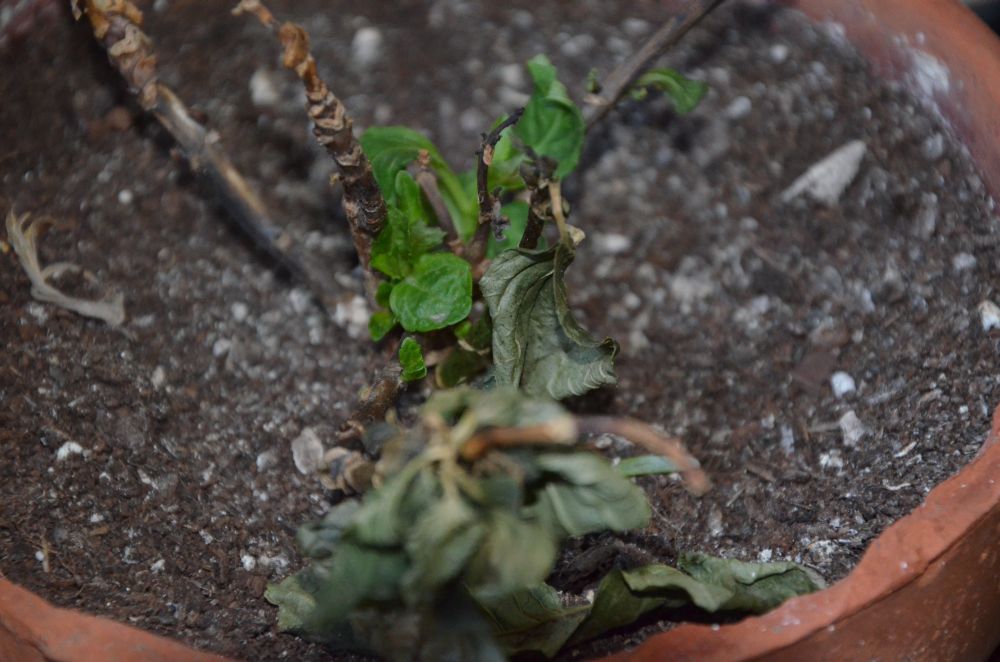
951,252,977,272
55,441,83,461
291,427,324,475
838,410,867,447
780,140,867,206
830,371,856,398
351,26,383,68
978,300,1000,331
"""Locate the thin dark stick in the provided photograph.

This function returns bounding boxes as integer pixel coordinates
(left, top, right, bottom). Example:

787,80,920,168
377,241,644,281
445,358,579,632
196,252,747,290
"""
72,0,312,288
584,0,727,131
235,0,387,298
466,108,524,265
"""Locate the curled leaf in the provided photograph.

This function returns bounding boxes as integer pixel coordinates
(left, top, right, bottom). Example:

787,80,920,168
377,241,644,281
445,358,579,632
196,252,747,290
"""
6,210,125,326
480,242,617,399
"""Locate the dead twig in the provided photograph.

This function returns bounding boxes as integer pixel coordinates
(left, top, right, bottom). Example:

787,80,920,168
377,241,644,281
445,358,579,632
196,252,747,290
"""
71,0,312,290
576,416,711,495
466,108,524,265
583,0,727,131
6,210,125,326
339,362,405,441
234,0,387,297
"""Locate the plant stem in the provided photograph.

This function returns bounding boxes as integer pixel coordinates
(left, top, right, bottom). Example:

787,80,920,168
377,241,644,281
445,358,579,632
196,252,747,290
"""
466,108,524,265
576,416,711,495
235,0,388,299
584,0,727,131
549,181,569,244
71,0,315,292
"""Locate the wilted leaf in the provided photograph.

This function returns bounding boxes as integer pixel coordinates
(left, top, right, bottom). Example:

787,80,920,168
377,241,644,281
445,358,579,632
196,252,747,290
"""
633,68,707,114
615,455,679,477
514,55,585,178
475,583,589,658
399,337,428,382
390,253,472,332
371,207,445,280
265,573,320,633
568,569,670,646
403,496,486,596
296,500,362,559
465,510,557,595
350,461,425,547
435,347,491,388
480,242,618,400
528,452,650,537
675,552,826,614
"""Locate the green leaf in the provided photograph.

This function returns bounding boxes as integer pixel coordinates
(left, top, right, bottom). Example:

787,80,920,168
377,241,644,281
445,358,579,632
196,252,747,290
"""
422,386,575,444
528,452,650,537
633,68,707,114
568,569,670,646
675,552,826,614
350,461,425,547
394,170,435,226
514,55,585,178
465,510,557,595
403,496,486,596
435,347,491,388
487,201,529,257
296,500,362,559
480,242,618,400
360,126,478,240
399,337,428,382
474,584,590,658
615,455,679,477
265,573,321,634
390,253,472,332
375,281,394,308
371,207,445,280
369,310,397,342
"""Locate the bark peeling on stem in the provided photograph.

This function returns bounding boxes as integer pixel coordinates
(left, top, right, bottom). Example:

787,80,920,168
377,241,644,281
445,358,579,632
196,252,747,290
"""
466,107,524,265
71,0,313,290
234,0,387,294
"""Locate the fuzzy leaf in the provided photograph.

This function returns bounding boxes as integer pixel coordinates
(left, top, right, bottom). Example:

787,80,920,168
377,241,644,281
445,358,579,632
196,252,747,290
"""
474,584,589,658
390,253,473,332
528,452,650,537
399,337,428,382
514,55,585,178
371,207,445,280
633,68,707,114
615,455,679,477
480,243,618,399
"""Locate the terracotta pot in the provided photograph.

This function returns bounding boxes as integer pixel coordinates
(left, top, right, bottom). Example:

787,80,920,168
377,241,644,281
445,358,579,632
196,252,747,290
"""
3,1,999,660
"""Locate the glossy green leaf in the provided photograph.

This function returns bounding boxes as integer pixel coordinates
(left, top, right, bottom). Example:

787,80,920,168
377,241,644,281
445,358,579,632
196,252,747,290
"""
399,337,428,382
371,207,445,280
633,68,708,114
615,455,679,477
528,452,650,537
375,281,394,308
390,253,472,332
480,242,618,399
514,55,585,178
369,310,397,342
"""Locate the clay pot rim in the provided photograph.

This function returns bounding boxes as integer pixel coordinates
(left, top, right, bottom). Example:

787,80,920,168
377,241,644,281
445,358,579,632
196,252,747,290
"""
4,2,1000,661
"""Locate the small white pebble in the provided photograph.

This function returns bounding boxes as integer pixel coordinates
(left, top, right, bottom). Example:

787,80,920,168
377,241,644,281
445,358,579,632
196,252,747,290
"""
351,27,383,68
151,366,166,389
724,96,752,120
56,441,84,461
241,554,256,572
838,410,867,447
978,300,1000,331
757,548,773,563
117,189,134,205
951,252,977,272
150,559,166,573
291,427,324,475
249,68,280,108
256,450,278,472
35,550,45,562
89,513,105,524
770,43,789,63
231,302,249,322
819,449,844,470
595,232,632,255
780,424,796,455
212,338,232,358
830,371,856,398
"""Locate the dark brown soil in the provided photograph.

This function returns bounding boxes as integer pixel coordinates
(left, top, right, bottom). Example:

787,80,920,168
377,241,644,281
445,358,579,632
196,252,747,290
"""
2,1,998,660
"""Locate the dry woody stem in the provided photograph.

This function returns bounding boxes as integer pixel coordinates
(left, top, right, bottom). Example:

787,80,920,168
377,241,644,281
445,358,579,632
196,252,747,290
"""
71,0,310,287
234,0,387,287
467,108,524,265
584,0,727,130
